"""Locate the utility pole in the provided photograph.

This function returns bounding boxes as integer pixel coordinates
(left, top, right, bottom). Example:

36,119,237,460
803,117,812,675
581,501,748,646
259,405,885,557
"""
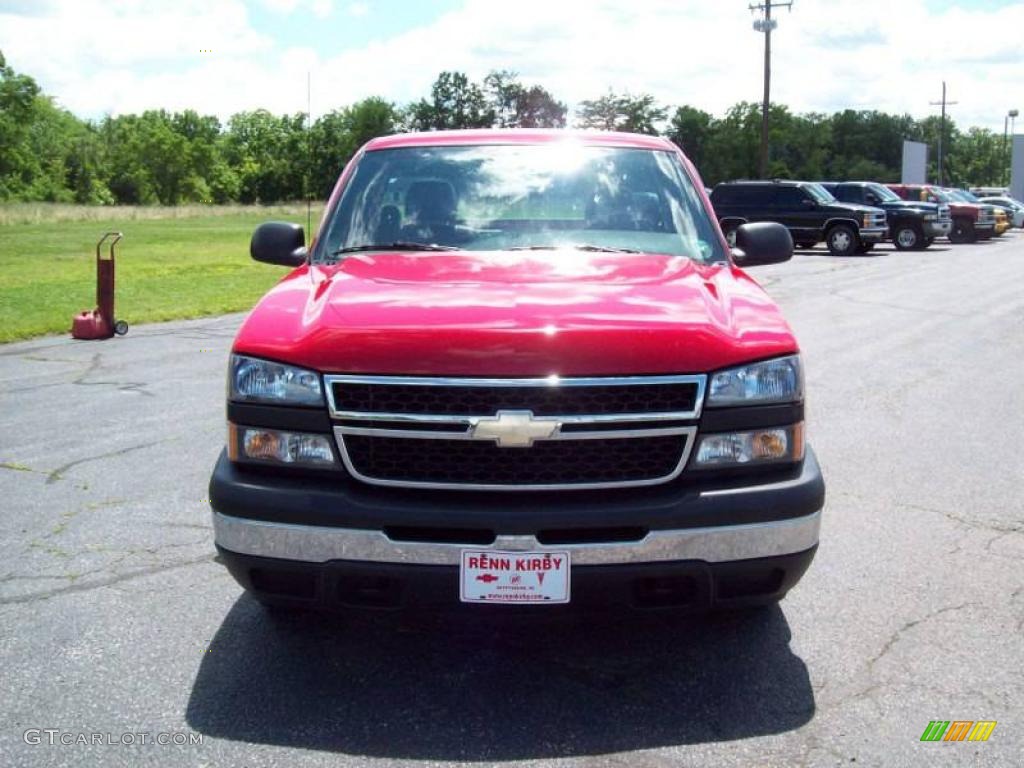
929,82,957,187
750,1,793,179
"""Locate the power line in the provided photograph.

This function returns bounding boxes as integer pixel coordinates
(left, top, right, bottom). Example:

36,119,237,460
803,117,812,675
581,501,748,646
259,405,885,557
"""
750,1,793,179
929,81,957,187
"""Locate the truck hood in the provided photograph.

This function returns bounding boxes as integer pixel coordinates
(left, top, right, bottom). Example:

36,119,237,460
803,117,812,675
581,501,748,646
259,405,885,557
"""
830,202,884,215
879,200,942,214
234,250,798,376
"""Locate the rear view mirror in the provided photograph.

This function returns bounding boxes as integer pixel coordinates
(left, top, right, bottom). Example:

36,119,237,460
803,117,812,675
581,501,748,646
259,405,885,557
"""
732,222,793,267
251,221,307,267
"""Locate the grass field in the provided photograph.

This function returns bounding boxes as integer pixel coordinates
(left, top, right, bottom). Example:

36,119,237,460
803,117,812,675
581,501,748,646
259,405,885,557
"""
0,204,323,343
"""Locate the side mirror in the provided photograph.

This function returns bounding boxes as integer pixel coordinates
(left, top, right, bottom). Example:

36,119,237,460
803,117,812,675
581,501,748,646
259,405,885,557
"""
251,221,307,267
732,222,793,267
801,198,817,208
865,194,878,205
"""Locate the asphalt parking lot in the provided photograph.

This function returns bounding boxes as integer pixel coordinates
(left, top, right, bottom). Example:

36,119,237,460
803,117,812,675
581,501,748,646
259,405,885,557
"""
1,233,1022,767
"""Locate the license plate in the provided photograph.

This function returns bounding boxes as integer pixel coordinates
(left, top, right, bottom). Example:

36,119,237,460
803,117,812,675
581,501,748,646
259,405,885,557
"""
459,550,570,604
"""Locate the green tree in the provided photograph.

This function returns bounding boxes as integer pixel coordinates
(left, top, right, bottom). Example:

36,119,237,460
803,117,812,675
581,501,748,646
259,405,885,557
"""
577,91,666,135
406,71,493,131
484,71,566,128
309,97,398,197
667,105,713,175
224,110,306,202
701,102,762,184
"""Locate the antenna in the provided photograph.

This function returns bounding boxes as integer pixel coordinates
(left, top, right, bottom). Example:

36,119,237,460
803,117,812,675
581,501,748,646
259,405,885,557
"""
306,70,312,239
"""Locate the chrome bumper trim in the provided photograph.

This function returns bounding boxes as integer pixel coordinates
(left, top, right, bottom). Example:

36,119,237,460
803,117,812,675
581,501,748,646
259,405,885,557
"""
213,509,821,566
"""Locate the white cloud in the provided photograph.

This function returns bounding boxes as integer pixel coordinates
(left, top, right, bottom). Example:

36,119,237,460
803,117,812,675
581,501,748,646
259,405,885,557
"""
259,0,333,16
0,0,1021,132
346,1,368,17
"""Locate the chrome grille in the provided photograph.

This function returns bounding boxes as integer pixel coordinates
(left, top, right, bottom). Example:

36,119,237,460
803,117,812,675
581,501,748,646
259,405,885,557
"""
938,205,951,221
325,375,705,490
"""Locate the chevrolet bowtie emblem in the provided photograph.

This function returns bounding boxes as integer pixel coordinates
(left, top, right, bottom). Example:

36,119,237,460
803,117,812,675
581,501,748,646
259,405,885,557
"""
470,410,560,448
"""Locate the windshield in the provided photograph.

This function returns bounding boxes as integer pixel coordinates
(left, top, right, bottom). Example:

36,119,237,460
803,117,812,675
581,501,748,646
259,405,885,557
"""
946,190,978,204
316,144,724,263
805,183,836,203
867,183,900,202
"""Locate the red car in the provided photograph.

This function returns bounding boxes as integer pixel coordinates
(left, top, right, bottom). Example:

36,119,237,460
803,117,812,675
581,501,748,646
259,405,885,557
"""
886,184,996,243
209,130,824,613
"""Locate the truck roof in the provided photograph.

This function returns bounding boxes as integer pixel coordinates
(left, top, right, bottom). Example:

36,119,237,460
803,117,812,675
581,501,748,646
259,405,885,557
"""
364,129,676,152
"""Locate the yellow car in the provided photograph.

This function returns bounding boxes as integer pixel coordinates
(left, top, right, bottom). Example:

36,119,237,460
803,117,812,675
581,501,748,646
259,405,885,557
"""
994,208,1010,236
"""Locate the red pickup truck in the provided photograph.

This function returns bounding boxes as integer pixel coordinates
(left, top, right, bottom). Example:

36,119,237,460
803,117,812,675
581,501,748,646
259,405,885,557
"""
209,130,824,613
886,184,996,243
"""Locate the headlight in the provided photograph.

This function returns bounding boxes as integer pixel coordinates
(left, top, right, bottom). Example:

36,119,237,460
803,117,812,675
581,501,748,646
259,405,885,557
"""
230,354,323,406
692,424,804,469
924,214,937,221
228,424,336,467
708,355,803,407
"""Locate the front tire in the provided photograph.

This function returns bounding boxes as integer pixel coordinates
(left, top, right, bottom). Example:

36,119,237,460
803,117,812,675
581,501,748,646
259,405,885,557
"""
826,224,858,256
949,218,976,244
893,223,922,251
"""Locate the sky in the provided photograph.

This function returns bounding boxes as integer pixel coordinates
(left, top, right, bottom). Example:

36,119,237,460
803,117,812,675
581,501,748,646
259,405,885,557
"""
1,0,1022,133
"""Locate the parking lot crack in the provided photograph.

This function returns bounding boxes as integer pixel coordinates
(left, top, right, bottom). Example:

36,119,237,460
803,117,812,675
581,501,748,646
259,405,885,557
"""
827,289,970,318
868,602,970,672
0,555,215,605
71,352,154,397
0,461,44,474
45,439,169,484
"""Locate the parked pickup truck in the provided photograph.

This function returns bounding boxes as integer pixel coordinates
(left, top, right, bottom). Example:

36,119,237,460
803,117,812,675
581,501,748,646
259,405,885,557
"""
710,179,888,256
819,181,951,250
209,130,825,613
886,184,996,243
946,188,1010,236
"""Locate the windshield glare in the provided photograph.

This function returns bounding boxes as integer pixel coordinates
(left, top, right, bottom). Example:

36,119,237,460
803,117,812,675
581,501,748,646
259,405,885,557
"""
805,183,835,203
317,144,724,263
867,183,900,202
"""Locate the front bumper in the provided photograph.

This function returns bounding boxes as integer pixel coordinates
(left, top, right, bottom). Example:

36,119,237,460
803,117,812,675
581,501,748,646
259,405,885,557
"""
217,545,819,611
923,220,952,237
210,447,825,609
859,226,888,243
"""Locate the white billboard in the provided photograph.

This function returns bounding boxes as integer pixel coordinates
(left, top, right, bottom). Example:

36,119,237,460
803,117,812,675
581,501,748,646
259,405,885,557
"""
902,140,928,184
1012,135,1024,202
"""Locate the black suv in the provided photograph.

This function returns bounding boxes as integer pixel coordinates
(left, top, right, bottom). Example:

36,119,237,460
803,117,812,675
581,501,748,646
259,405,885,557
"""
710,180,888,256
820,182,951,250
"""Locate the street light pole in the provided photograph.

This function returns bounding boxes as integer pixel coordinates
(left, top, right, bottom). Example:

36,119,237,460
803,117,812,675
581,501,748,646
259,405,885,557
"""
1007,109,1020,187
750,1,793,179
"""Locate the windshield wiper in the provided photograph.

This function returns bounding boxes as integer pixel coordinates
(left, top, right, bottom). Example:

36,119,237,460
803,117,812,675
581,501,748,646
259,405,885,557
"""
331,241,460,256
508,244,641,254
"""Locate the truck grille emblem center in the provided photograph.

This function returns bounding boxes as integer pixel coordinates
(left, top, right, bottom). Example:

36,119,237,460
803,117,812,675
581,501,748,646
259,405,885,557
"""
470,410,560,447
